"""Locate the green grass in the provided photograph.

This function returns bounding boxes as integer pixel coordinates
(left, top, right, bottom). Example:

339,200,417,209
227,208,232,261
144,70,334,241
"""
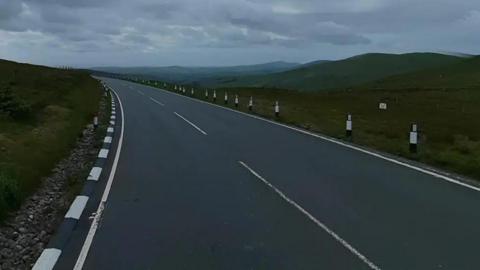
212,53,464,91
0,59,102,220
135,79,480,181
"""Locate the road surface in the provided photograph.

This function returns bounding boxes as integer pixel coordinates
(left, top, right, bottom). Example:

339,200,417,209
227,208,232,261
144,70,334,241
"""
56,78,480,270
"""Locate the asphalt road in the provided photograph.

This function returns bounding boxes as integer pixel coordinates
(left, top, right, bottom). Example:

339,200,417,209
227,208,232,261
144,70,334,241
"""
57,78,480,270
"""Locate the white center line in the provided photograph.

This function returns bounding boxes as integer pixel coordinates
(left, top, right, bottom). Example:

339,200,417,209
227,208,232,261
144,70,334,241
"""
238,161,381,270
173,112,208,135
150,97,165,106
137,90,145,95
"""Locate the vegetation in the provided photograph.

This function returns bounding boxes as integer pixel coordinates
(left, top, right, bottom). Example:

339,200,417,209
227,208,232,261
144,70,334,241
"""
0,59,102,220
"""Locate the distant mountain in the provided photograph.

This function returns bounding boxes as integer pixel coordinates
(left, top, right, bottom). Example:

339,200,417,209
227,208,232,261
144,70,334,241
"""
91,61,300,84
211,53,465,91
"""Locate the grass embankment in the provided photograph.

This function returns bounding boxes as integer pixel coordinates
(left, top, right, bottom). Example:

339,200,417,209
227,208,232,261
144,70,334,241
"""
135,71,480,181
0,59,102,220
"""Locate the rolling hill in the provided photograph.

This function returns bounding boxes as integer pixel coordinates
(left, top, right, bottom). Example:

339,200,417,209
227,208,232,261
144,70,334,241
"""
211,53,466,91
91,61,300,85
360,55,480,90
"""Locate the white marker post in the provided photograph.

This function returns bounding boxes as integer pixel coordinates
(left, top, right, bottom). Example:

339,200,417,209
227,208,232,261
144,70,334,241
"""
191,88,194,96
182,87,186,94
235,95,239,108
346,114,352,138
205,90,208,99
248,96,253,111
224,92,228,104
410,124,418,153
93,115,98,129
274,101,280,117
213,90,217,102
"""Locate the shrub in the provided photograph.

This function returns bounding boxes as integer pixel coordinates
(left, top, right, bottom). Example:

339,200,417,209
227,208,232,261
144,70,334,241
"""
0,87,31,119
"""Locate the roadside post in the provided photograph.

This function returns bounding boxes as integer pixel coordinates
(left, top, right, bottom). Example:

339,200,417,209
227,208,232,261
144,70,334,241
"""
346,114,352,138
191,88,194,96
93,115,98,129
205,89,208,99
274,101,280,117
248,96,253,111
410,124,418,153
235,95,239,108
224,92,228,104
213,90,217,102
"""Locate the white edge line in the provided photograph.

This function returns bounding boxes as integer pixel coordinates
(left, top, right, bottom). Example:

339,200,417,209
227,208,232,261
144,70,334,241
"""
65,196,89,220
73,85,125,270
149,97,165,106
143,83,480,192
238,161,381,270
32,248,62,270
173,112,207,135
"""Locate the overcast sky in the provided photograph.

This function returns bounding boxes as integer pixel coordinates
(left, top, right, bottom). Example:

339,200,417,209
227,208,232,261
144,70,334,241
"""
0,0,479,67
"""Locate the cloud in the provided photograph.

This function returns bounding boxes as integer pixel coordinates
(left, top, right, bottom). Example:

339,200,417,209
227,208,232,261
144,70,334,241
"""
0,0,479,67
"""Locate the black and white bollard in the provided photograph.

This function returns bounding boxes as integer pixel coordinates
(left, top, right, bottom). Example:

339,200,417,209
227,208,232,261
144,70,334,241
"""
205,90,208,99
346,114,353,138
224,92,228,104
248,96,253,111
182,87,186,94
234,95,239,108
93,115,98,129
409,124,418,153
274,101,280,117
191,88,194,95
213,90,217,102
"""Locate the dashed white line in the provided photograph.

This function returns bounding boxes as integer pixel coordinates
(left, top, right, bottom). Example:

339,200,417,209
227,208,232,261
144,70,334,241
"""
64,196,89,220
104,136,112,143
238,161,381,270
32,248,62,270
73,86,125,270
173,112,207,135
149,97,165,106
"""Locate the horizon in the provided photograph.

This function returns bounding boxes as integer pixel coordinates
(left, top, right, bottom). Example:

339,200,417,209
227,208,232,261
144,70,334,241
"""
1,0,479,67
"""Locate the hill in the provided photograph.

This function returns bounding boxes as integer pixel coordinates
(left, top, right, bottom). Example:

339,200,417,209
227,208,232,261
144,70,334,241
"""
91,61,300,84
360,55,480,90
211,53,465,91
0,59,102,219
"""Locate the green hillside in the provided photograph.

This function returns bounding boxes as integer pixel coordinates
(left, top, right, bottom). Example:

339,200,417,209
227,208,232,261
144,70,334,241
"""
361,55,480,90
0,59,102,220
212,53,464,91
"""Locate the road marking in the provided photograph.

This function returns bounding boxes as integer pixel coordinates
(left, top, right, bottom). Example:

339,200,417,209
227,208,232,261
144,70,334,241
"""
98,149,109,158
150,97,165,106
74,86,125,270
32,248,62,270
104,136,112,144
65,196,89,220
173,112,207,135
145,84,480,192
238,161,381,270
137,90,145,95
107,127,114,133
87,167,102,181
